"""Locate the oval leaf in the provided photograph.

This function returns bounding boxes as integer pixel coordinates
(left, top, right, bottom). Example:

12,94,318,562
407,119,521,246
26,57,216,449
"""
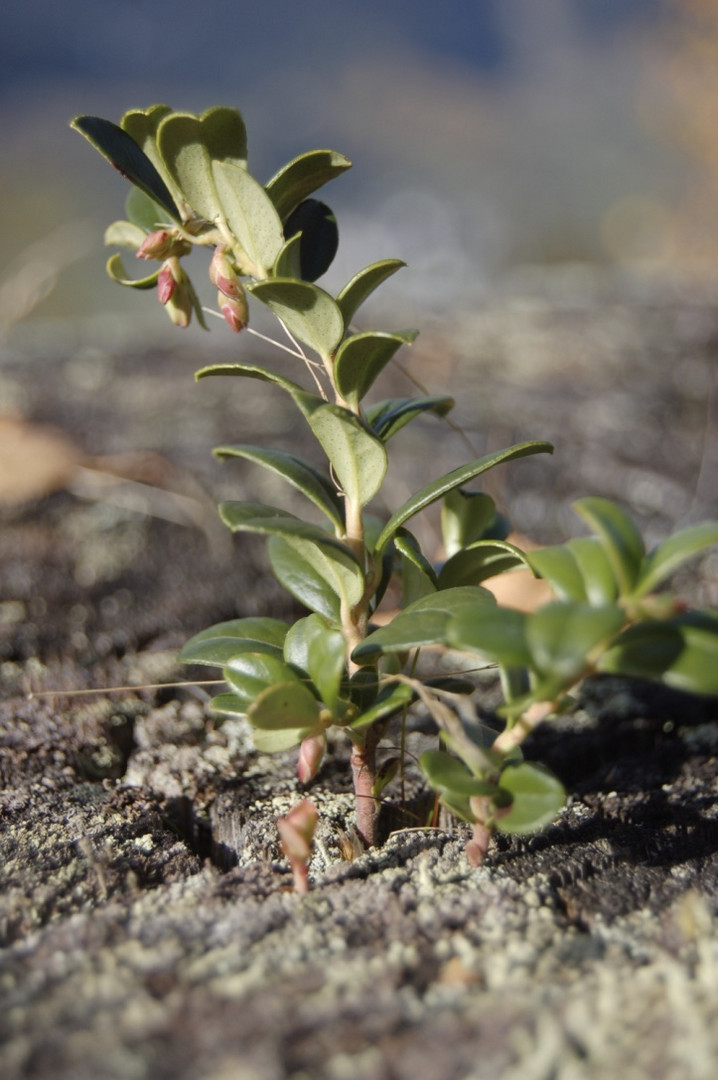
573,497,645,597
104,219,146,250
265,149,352,220
438,540,530,590
496,762,565,834
636,522,718,597
527,601,625,681
365,395,455,441
334,330,418,407
268,536,341,621
420,750,495,796
105,253,159,289
179,616,288,667
248,680,322,732
337,259,407,326
565,537,618,604
448,605,531,668
249,278,344,356
213,161,284,276
224,653,304,710
374,442,554,554
293,398,388,509
283,199,339,282
526,544,587,602
354,586,495,661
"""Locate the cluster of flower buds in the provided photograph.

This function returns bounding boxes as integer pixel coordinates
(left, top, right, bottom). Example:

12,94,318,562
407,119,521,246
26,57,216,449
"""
210,246,248,333
136,228,191,262
297,733,326,784
157,258,193,328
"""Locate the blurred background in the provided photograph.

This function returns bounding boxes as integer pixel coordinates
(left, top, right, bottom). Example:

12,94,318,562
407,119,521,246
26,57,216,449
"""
1,0,716,338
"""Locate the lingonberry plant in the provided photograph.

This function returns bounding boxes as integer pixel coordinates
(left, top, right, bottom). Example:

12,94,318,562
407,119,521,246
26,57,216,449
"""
72,105,718,870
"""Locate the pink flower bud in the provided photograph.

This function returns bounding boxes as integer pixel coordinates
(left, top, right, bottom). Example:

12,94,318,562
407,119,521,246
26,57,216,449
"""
157,264,176,305
297,734,326,784
277,799,318,894
218,289,248,333
137,229,191,261
209,246,243,298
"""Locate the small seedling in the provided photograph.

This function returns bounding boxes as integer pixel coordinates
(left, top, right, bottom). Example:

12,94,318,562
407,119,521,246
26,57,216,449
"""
72,104,718,877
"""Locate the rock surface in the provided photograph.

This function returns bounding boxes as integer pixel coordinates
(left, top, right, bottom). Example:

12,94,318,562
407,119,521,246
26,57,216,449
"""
2,269,718,1079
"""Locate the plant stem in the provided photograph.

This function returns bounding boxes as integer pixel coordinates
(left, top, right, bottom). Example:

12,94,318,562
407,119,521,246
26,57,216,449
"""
350,724,381,847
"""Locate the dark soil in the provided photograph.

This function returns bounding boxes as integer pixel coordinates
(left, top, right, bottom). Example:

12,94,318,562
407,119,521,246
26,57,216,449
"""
2,269,718,1079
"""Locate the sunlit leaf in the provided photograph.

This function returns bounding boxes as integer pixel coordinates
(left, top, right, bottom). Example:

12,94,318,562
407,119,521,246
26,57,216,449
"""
333,330,418,407
441,490,499,558
438,540,530,589
224,651,304,708
374,442,553,554
213,161,284,275
527,601,625,681
337,259,406,325
178,616,288,667
248,680,322,731
496,762,565,834
349,681,414,730
354,586,494,660
293,397,388,508
268,536,341,621
103,220,146,250
448,605,531,668
636,523,718,597
419,750,495,795
272,232,303,278
213,444,344,529
249,278,344,355
573,497,645,597
265,148,352,220
565,537,618,604
105,253,159,289
525,544,587,601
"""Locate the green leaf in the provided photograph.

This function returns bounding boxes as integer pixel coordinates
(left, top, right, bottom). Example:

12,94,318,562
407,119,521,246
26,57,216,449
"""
219,501,364,609
365,396,455,441
349,681,414,730
333,330,418,407
601,612,718,696
354,586,495,660
636,523,718,597
268,536,341,621
213,444,344,529
374,442,553,554
209,691,249,717
525,544,587,602
448,605,531,668
441,490,499,558
496,763,565,834
195,360,305,395
265,149,352,220
420,750,495,795
120,104,178,198
599,621,684,682
527,601,625,681
565,537,617,604
283,199,338,282
394,528,438,586
248,681,322,731
178,616,288,667
305,616,346,710
212,161,284,275
224,652,304,710
71,114,181,222
105,253,159,289
293,398,388,508
103,220,146,250
660,612,718,696
155,108,248,226
124,186,169,232
437,540,530,590
249,278,344,355
337,259,407,326
573,497,645,597
272,232,303,278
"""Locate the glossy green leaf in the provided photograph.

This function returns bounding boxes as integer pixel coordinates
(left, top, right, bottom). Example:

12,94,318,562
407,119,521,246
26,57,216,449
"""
248,680,322,731
104,220,146,250
438,540,530,590
105,253,159,289
249,278,344,355
496,763,565,834
374,442,553,554
337,259,407,326
283,199,338,281
71,114,181,221
448,605,531,668
573,497,645,597
224,652,304,710
212,161,284,275
349,681,414,730
213,444,344,529
333,330,418,407
365,395,455,441
268,536,341,621
419,750,495,795
292,398,388,508
394,528,437,586
636,523,718,597
304,615,346,710
525,544,587,601
272,232,303,278
209,691,249,717
195,360,305,395
527,601,625,681
179,616,288,667
265,149,352,220
565,537,617,604
354,586,495,660
441,490,499,558
219,501,364,608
